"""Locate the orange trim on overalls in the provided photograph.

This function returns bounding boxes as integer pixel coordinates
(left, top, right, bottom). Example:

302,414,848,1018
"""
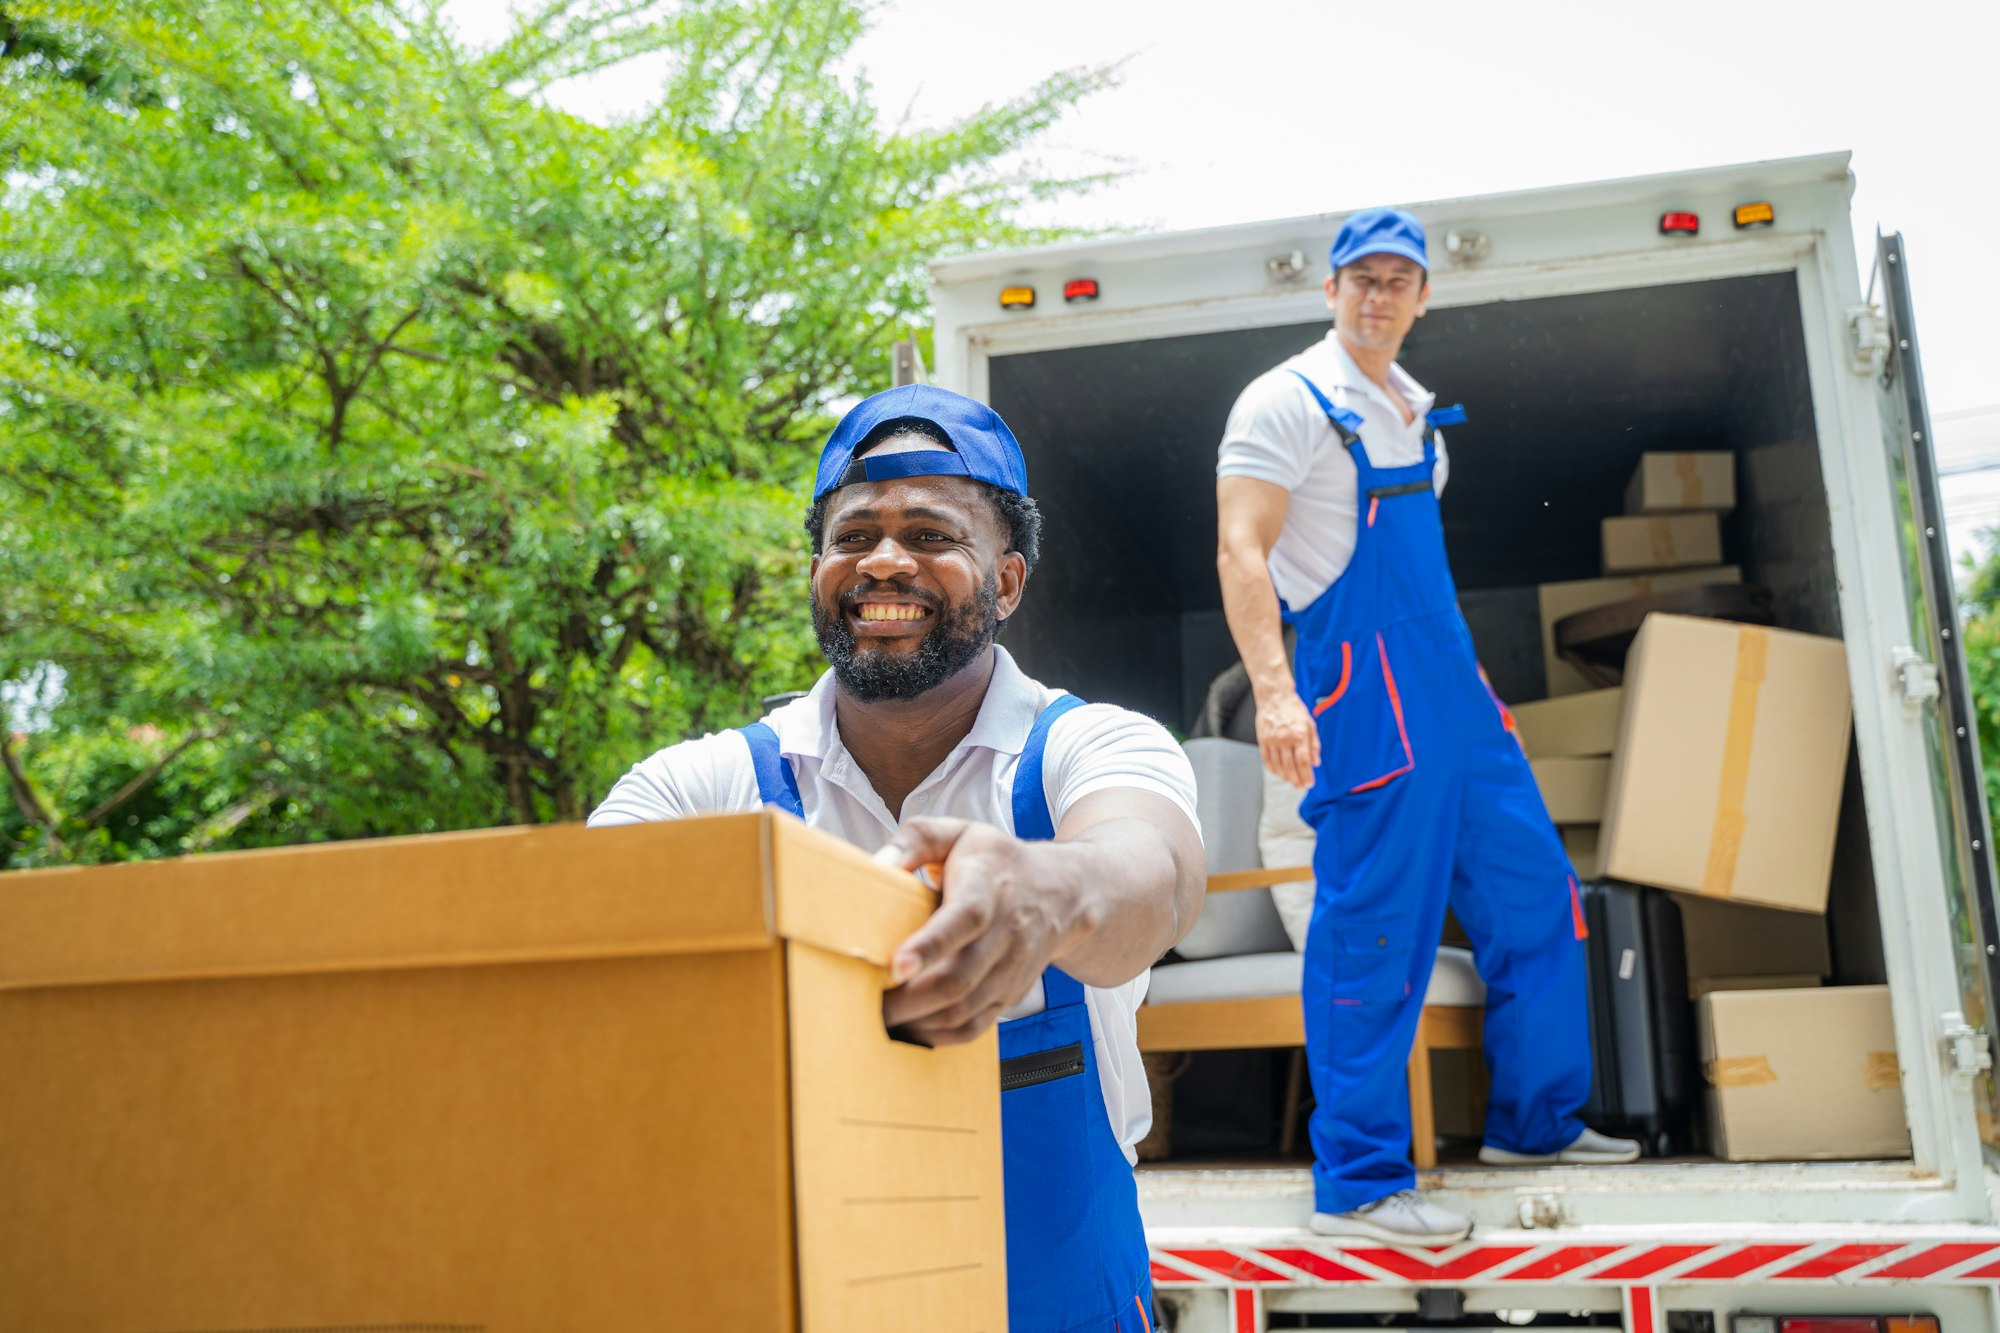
1367,495,1380,528
1312,641,1354,717
1136,1296,1154,1333
1569,874,1589,940
1348,632,1416,794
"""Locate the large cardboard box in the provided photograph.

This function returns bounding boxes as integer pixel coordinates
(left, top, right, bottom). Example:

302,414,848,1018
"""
1512,688,1624,759
1601,512,1724,574
1531,757,1609,824
1538,565,1742,697
1601,615,1852,914
1698,986,1910,1161
1674,892,1832,982
1626,451,1737,514
0,814,1006,1332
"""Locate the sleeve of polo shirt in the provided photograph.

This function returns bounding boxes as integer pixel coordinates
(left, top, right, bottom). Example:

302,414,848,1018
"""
1040,703,1202,842
1215,368,1323,492
585,730,763,826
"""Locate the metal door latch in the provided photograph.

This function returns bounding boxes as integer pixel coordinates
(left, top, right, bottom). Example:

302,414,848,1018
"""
1517,1192,1564,1229
1893,646,1940,713
1943,1012,1992,1086
1850,305,1890,376
1267,250,1308,283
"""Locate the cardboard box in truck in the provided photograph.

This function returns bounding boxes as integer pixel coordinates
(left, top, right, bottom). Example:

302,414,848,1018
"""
1537,566,1741,698
1531,756,1608,824
1601,512,1724,574
0,814,1006,1332
1626,451,1737,514
1511,688,1623,759
1674,892,1832,983
1600,614,1852,914
1699,986,1910,1161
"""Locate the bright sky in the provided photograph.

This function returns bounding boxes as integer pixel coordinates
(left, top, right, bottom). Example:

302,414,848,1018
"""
445,0,1999,418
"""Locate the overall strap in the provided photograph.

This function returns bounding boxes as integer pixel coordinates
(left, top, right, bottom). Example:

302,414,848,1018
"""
1012,693,1088,1010
737,721,804,818
1288,370,1367,457
1422,402,1467,463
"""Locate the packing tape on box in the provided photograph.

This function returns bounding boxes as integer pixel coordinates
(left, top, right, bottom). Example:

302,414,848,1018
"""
1676,453,1703,508
1701,627,1771,898
1647,518,1677,567
1866,1051,1903,1091
1706,1055,1778,1088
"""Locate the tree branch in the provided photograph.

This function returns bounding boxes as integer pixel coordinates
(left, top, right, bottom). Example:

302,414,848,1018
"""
79,728,222,829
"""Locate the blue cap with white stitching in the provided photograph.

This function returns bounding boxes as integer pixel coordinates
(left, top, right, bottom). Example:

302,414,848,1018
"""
813,384,1028,501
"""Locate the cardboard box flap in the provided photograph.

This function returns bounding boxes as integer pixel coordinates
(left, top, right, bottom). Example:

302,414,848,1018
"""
0,815,793,990
771,814,939,969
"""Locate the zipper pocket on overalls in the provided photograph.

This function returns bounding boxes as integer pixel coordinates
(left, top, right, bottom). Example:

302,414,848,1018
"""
1000,1042,1085,1091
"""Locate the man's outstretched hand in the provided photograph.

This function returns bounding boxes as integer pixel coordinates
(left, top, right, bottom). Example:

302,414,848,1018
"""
874,817,1075,1048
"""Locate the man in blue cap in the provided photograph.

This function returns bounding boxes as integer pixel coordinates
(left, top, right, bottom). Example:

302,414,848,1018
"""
592,384,1205,1330
1214,209,1637,1244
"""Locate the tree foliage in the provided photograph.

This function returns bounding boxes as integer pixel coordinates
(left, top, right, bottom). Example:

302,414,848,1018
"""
0,0,1107,865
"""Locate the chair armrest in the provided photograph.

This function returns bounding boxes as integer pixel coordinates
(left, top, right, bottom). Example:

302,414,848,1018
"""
1205,865,1313,894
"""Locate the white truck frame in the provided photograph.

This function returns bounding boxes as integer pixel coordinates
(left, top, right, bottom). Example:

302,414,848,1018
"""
929,154,2000,1332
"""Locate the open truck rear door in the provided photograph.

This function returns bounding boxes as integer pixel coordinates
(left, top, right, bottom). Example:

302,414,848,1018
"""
1873,230,2000,1149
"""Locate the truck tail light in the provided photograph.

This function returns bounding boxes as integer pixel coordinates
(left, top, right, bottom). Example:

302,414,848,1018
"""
999,285,1036,310
1734,201,1776,229
1063,278,1100,302
1660,211,1700,235
1884,1319,1942,1333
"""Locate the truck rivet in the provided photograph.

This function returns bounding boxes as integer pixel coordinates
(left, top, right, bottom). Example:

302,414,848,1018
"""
1958,727,1967,737
1899,339,1910,350
1926,527,1936,537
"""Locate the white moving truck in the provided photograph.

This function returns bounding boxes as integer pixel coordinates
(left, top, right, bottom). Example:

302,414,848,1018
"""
928,154,2000,1333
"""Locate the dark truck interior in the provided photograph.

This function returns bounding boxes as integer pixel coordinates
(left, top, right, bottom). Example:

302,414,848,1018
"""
987,271,1894,1162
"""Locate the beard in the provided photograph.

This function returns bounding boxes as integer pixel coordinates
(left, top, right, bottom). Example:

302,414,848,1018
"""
811,573,1002,703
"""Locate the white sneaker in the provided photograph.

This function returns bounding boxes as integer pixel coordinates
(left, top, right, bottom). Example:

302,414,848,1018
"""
1479,1126,1642,1166
1310,1190,1473,1244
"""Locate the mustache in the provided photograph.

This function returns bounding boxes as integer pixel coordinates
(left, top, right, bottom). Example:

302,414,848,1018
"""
838,583,941,613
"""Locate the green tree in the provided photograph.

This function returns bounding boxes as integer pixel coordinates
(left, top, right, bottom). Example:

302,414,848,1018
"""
1959,537,2000,822
0,0,1106,866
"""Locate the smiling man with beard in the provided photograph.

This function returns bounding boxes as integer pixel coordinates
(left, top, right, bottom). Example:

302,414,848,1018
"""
589,384,1206,1332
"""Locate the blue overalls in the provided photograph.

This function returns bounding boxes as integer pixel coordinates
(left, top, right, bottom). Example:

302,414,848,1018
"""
741,695,1155,1333
1283,371,1592,1215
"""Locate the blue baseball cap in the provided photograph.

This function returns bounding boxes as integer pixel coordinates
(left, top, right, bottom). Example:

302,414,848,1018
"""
813,384,1028,501
1328,207,1428,272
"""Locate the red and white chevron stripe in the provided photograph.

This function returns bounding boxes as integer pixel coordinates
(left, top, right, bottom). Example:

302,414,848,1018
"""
1149,1236,2000,1288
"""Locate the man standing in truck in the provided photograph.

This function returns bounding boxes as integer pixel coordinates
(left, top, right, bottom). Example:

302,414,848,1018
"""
1213,208,1638,1245
591,383,1205,1331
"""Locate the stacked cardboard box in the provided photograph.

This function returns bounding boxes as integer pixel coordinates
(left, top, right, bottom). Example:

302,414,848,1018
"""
1516,688,1624,867
1698,986,1910,1161
1600,451,1734,576
1599,614,1852,916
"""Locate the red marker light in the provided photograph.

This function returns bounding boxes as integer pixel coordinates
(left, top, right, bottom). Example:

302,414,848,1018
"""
1063,278,1100,303
1660,211,1700,236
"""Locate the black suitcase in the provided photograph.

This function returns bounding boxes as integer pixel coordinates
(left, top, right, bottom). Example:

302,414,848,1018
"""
1579,881,1701,1157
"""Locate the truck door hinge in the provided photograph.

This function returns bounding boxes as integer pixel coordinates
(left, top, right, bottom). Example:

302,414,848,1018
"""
1943,1012,1993,1087
1850,304,1890,376
1893,646,1940,713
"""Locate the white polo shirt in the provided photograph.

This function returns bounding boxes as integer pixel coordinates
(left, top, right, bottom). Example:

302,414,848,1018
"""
1217,331,1450,609
587,644,1201,1163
